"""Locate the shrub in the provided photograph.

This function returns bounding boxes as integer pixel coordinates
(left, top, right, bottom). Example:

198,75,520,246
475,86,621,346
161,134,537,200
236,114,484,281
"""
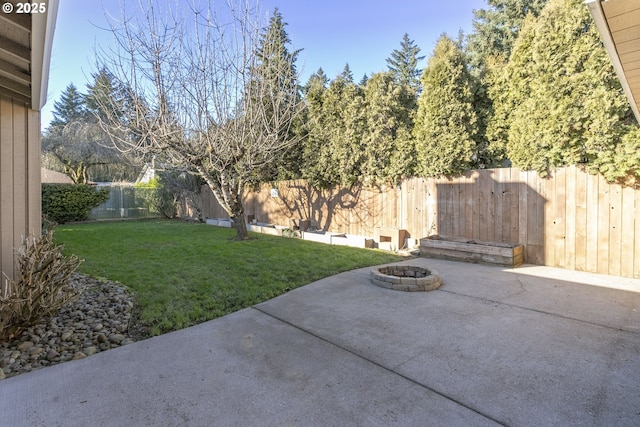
281,228,300,238
135,173,205,220
134,178,177,219
0,231,82,341
42,184,110,224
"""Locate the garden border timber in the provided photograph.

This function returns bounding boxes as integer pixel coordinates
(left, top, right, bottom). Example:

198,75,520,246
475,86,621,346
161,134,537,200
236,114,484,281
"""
419,235,524,267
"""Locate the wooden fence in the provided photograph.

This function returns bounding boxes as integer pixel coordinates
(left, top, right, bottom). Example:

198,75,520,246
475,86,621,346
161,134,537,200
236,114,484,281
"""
200,166,640,279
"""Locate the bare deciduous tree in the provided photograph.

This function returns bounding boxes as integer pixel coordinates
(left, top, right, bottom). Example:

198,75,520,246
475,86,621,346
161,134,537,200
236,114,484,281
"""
95,0,303,239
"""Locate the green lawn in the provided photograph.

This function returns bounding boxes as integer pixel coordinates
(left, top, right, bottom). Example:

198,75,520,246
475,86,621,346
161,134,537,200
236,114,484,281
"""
54,220,402,336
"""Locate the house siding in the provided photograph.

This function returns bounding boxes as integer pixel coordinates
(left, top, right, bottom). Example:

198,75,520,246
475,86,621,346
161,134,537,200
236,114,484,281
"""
0,95,41,282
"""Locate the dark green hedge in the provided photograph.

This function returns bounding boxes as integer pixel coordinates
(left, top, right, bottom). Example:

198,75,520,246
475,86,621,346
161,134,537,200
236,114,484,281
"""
42,184,110,224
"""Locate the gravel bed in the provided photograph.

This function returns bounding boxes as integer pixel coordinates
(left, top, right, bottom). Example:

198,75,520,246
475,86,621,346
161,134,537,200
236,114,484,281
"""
0,274,136,380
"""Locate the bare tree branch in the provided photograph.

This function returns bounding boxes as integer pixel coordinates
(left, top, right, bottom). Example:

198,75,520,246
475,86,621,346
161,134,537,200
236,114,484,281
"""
94,0,303,238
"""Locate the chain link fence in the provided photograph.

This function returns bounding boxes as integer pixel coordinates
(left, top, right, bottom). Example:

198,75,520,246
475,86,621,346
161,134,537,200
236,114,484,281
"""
90,185,162,220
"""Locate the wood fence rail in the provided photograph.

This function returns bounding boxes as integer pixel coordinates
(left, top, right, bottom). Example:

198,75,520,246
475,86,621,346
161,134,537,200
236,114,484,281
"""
200,166,640,279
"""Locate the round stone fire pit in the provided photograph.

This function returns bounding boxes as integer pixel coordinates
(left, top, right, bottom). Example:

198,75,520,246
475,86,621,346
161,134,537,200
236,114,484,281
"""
370,265,441,292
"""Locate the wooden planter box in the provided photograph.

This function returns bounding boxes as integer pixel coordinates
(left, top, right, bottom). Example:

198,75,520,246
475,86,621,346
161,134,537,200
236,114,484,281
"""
419,235,524,267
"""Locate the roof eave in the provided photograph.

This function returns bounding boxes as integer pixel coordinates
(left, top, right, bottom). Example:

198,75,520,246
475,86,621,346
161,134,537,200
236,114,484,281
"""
586,0,640,124
31,0,59,111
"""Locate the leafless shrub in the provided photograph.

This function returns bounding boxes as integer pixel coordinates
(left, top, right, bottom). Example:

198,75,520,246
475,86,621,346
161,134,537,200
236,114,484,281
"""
0,231,82,341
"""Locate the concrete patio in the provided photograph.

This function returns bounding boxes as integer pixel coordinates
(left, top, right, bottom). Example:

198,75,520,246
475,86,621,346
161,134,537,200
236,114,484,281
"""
1,258,639,426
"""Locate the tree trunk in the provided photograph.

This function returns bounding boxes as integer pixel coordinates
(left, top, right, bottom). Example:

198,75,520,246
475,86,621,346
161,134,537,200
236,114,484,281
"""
197,172,249,240
231,201,248,240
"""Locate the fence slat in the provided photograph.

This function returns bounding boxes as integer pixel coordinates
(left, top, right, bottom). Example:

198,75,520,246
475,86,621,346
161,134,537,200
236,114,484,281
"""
429,178,438,236
509,170,520,244
564,167,576,270
540,173,553,265
621,183,635,278
609,182,623,277
597,175,611,275
554,167,567,268
574,168,587,271
635,181,640,278
585,173,600,273
494,169,504,242
487,171,496,242
478,172,489,241
462,171,473,238
516,169,527,251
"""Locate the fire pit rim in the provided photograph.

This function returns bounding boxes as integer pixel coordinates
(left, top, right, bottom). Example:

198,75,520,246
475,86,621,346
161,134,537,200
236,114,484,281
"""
370,264,441,292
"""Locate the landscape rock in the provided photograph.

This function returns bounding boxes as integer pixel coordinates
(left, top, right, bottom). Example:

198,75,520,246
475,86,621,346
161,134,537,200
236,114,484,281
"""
16,341,33,352
0,274,136,380
108,334,125,344
29,347,44,356
46,349,60,361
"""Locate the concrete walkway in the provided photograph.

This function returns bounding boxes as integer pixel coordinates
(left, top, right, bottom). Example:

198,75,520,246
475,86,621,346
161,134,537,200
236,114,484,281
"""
1,258,639,426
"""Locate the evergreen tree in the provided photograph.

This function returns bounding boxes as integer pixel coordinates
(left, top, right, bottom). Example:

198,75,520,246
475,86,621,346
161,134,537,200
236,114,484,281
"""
327,75,366,185
386,33,425,94
85,68,139,181
303,68,329,96
414,35,478,177
361,72,416,183
300,69,331,186
249,8,304,183
467,0,548,68
255,8,301,91
50,83,86,127
489,0,640,181
340,64,354,82
466,0,548,169
85,68,122,121
301,72,366,187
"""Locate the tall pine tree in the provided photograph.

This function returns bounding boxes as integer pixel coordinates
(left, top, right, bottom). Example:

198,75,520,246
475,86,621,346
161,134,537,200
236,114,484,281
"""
85,68,123,121
386,33,425,94
340,64,354,82
249,8,303,183
255,8,301,95
50,83,86,127
467,0,548,69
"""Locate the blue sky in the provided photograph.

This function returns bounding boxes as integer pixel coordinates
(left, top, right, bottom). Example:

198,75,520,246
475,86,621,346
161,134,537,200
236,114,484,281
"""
42,0,486,129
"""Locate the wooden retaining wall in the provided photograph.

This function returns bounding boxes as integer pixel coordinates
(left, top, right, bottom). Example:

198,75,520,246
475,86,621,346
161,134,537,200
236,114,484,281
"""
200,166,640,278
